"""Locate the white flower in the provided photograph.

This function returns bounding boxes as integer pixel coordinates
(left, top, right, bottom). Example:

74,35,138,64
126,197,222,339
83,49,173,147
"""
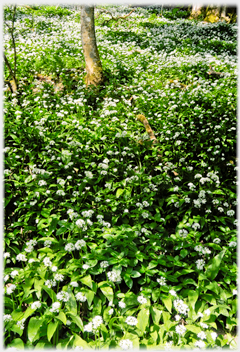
75,292,87,302
192,222,200,230
3,314,13,322
175,325,186,335
197,331,206,340
157,276,166,285
125,316,138,326
57,291,70,302
75,239,86,249
229,241,237,247
70,281,79,287
107,270,122,283
54,274,64,282
66,320,71,326
196,259,205,270
169,289,177,297
31,301,41,309
197,312,204,318
43,257,52,267
227,210,235,217
92,315,103,329
44,240,52,247
108,308,114,315
195,340,206,348
76,219,85,228
200,322,208,329
233,289,237,295
16,253,27,262
137,295,147,304
173,299,189,315
38,180,47,186
4,274,9,282
6,284,16,295
65,243,75,252
119,339,133,350
10,270,19,278
17,318,26,330
84,322,93,332
211,332,218,341
204,309,211,316
119,301,126,309
175,314,181,321
4,252,10,258
82,264,90,270
164,341,173,350
50,302,61,313
100,261,109,269
213,238,221,244
51,266,58,272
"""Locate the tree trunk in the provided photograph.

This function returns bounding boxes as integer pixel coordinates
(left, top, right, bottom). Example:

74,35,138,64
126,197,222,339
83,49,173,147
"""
81,6,104,87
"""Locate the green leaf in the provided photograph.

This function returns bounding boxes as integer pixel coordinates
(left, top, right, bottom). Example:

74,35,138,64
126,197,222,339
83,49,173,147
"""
161,295,172,313
188,290,198,311
47,321,58,342
65,288,77,315
150,306,162,325
42,286,57,301
180,249,188,258
28,317,42,343
116,188,124,198
7,338,25,350
137,308,149,335
99,283,114,302
56,311,67,325
185,324,201,334
205,249,226,280
68,313,83,331
74,335,89,349
80,275,93,289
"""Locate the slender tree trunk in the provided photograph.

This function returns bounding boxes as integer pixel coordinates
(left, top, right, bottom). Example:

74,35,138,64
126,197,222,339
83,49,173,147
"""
81,6,104,87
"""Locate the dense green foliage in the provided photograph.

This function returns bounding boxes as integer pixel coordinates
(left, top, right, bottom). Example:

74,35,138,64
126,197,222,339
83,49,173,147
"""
4,5,237,350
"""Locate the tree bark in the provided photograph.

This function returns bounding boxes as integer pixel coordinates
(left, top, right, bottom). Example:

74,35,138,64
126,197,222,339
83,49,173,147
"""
81,6,104,87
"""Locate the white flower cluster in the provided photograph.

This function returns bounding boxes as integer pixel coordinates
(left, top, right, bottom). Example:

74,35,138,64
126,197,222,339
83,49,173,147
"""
6,284,16,295
119,339,133,350
45,279,57,288
16,253,27,262
43,257,52,267
82,210,94,218
56,291,70,302
107,270,122,283
100,261,109,269
3,314,13,322
179,228,188,238
17,318,26,330
194,245,211,255
125,316,138,326
50,302,61,313
137,295,147,304
25,239,37,252
192,222,200,231
31,301,42,309
175,325,186,335
157,277,167,285
75,292,87,302
196,259,205,270
76,219,87,231
173,299,189,315
83,315,103,333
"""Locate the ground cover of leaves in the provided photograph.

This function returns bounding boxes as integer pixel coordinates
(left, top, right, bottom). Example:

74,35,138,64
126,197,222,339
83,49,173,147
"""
4,5,237,350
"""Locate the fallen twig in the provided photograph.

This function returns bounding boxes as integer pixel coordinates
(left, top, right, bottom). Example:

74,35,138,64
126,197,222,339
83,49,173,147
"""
136,114,158,144
99,9,135,25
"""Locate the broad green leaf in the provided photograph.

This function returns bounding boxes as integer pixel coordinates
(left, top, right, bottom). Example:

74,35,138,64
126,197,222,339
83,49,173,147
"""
161,295,172,313
99,284,114,302
185,324,201,334
42,286,57,301
150,306,162,325
7,338,24,350
180,249,188,258
65,288,77,315
80,275,93,289
137,308,149,334
68,313,83,331
205,249,226,280
56,311,67,325
28,317,42,342
188,290,198,310
74,335,89,349
23,307,35,320
116,188,124,198
47,321,58,342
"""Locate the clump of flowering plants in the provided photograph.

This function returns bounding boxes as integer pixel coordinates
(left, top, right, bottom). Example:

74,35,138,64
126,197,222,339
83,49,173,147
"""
4,4,237,350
